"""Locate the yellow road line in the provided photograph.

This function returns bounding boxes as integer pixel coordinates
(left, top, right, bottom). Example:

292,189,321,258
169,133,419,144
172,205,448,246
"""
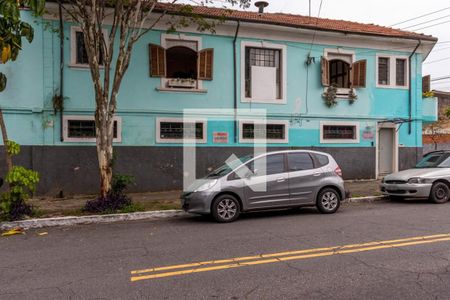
130,236,450,282
130,233,450,275
130,234,450,282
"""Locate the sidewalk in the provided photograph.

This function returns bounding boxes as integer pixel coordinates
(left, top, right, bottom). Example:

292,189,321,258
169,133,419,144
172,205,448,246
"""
28,180,382,218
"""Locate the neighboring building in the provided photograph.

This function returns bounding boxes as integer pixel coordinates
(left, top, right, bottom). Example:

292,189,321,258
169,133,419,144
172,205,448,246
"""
423,90,450,153
0,3,438,195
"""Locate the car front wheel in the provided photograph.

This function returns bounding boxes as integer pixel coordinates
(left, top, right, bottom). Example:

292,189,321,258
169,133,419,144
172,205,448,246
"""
429,182,450,204
316,188,341,214
211,194,241,223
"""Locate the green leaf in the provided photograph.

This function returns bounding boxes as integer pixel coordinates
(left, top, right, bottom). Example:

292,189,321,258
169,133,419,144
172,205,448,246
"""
0,73,7,92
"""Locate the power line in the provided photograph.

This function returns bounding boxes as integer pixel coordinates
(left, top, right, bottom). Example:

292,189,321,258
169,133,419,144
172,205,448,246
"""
433,80,450,85
304,0,324,117
431,46,450,53
431,76,450,82
308,0,324,52
390,6,450,27
401,14,450,29
424,56,450,64
414,19,450,31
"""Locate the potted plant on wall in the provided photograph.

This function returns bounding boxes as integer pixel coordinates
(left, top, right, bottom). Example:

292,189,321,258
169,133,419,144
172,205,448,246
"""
322,84,338,107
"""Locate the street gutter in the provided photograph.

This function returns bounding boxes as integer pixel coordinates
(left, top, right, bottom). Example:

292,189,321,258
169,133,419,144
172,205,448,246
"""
0,196,387,230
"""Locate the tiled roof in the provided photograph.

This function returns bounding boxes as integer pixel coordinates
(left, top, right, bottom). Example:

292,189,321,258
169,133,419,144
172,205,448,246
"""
155,3,437,42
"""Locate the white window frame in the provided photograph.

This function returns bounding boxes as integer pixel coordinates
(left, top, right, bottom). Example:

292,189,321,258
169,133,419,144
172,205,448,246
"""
239,119,289,144
241,41,287,104
156,117,207,144
323,48,356,97
63,115,122,143
376,54,409,89
157,33,205,92
320,121,360,144
70,26,108,68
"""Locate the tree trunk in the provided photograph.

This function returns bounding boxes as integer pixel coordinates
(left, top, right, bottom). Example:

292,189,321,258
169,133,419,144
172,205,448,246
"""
97,143,113,198
0,108,13,174
95,105,115,198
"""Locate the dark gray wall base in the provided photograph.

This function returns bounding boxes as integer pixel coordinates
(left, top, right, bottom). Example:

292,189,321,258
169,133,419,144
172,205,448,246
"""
399,147,422,171
1,146,376,196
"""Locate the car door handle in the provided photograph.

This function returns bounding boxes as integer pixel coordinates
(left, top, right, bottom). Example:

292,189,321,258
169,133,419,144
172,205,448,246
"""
313,172,322,177
277,177,286,182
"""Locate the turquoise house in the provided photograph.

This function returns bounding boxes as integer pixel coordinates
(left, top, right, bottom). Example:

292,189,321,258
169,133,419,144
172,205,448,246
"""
0,3,438,195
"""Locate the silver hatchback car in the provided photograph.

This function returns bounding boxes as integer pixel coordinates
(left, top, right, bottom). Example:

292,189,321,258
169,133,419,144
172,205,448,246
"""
381,150,450,203
181,150,346,222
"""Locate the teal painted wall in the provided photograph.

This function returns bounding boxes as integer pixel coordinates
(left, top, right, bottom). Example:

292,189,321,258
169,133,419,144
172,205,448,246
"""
0,12,428,148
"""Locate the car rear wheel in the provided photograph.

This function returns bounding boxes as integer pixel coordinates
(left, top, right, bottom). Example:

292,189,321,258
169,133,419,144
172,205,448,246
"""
211,194,241,223
316,188,341,214
429,182,450,204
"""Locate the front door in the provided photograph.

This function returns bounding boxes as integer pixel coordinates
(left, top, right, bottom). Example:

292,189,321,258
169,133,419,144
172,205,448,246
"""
378,127,395,175
244,153,291,209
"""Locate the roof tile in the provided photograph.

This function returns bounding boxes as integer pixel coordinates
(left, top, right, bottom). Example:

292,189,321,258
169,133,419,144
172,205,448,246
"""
155,3,437,42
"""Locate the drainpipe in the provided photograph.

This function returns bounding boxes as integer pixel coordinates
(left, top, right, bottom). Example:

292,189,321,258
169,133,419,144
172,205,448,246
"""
408,40,421,135
233,20,240,143
58,0,64,141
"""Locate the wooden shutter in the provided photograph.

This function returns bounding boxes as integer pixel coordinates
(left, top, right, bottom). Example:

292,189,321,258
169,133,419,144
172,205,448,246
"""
422,75,431,93
321,56,330,86
351,59,367,88
149,44,166,77
198,48,214,80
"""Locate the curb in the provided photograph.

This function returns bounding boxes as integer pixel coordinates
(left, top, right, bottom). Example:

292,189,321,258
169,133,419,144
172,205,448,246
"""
344,195,387,203
0,210,188,230
1,196,388,230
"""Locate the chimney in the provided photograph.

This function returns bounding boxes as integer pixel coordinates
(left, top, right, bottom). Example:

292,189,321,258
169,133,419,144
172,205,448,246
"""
255,1,269,14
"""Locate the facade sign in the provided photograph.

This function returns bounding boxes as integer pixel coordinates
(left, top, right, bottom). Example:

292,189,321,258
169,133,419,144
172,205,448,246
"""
213,132,229,144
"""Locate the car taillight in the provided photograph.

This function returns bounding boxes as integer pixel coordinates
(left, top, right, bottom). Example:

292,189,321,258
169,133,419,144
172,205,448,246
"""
335,166,343,177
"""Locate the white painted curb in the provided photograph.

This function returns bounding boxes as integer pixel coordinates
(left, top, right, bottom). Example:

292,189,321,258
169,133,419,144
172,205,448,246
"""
344,196,387,203
0,196,387,230
0,210,188,230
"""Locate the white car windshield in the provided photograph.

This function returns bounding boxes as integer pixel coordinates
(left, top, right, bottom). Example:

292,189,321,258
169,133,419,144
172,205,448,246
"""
416,153,450,168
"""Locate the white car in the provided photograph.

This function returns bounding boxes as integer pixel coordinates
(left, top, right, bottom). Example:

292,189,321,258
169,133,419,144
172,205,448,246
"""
380,151,450,203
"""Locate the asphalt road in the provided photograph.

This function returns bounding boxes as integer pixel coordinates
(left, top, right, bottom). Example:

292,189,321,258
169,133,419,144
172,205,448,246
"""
2,199,450,300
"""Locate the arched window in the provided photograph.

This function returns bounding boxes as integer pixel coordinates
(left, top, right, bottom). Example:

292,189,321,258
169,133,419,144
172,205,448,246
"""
329,59,350,88
166,46,198,79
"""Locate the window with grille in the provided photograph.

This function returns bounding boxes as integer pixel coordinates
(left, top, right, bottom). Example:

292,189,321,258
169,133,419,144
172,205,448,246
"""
245,47,282,99
159,122,204,140
378,57,390,85
242,123,286,140
67,120,118,139
377,55,408,88
396,58,406,86
322,125,357,140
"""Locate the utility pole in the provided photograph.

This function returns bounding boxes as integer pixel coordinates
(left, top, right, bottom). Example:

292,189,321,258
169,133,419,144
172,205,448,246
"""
309,0,312,17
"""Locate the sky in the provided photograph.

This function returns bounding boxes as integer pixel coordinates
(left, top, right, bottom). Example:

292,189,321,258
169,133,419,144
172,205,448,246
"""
170,0,450,91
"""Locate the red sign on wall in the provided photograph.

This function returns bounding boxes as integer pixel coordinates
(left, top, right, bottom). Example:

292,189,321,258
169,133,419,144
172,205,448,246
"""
213,132,229,144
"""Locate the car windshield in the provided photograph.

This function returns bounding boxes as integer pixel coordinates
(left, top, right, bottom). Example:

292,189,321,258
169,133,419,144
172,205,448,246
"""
416,153,450,168
206,155,254,178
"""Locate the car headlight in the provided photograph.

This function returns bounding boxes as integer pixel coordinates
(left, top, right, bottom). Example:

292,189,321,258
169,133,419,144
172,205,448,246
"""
194,179,218,192
407,178,427,184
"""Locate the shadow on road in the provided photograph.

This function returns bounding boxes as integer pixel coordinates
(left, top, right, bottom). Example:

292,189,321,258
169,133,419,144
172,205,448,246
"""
173,206,322,225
